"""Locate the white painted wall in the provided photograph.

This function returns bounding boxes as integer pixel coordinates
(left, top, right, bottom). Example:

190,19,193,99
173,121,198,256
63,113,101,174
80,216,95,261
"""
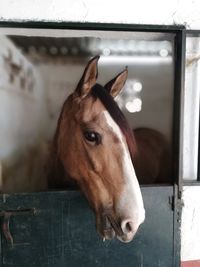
0,36,48,162
0,36,50,192
181,186,200,262
0,0,200,29
38,64,84,138
181,37,200,181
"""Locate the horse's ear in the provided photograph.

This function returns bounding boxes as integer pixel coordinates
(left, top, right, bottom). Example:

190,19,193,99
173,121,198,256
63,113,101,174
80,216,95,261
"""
104,68,128,98
75,55,100,98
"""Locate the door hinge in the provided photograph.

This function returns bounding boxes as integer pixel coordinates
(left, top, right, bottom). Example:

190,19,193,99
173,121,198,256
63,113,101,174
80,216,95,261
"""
169,196,175,211
0,208,38,246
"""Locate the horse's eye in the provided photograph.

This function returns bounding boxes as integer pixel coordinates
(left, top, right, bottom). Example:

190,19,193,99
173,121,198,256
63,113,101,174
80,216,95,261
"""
84,131,101,145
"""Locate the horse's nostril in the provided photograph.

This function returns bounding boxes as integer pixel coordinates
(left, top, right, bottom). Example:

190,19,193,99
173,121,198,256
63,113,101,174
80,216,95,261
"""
126,222,132,232
121,219,134,234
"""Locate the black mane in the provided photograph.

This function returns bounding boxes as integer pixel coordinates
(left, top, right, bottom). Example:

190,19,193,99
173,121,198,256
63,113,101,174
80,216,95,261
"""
91,84,137,161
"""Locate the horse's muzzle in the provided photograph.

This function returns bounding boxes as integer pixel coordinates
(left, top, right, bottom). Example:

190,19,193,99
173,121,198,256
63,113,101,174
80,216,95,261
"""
99,211,138,243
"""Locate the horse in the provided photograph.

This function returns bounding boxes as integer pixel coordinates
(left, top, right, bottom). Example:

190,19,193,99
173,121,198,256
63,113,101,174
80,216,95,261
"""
48,55,171,243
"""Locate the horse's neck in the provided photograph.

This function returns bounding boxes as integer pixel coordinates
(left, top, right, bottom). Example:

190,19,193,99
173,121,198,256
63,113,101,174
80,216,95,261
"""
47,149,78,190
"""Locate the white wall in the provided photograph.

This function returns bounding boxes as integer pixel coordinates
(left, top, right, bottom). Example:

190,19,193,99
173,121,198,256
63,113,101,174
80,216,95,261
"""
0,36,50,192
38,63,84,138
0,0,200,29
0,36,48,162
181,186,200,262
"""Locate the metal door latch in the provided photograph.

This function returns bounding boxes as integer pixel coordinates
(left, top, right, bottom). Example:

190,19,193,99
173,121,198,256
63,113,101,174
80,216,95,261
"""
0,208,37,246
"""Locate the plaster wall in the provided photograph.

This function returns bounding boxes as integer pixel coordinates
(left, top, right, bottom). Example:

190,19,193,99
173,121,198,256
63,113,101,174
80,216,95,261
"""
0,0,200,29
181,186,200,263
0,36,48,163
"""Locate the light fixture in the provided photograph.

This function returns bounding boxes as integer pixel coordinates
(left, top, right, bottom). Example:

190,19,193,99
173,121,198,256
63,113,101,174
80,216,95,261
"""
133,82,143,92
125,98,142,113
102,48,111,56
159,48,169,57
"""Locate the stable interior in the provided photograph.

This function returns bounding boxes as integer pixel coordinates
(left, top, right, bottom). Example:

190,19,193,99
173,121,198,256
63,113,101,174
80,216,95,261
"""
0,28,175,193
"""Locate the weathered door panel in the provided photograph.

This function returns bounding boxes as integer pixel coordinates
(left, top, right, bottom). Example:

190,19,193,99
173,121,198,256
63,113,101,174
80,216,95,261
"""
0,186,176,267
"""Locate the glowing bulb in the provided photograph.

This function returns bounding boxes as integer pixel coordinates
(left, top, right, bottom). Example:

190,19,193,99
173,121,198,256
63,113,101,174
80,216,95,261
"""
125,98,142,113
133,82,142,92
103,48,111,56
159,49,168,57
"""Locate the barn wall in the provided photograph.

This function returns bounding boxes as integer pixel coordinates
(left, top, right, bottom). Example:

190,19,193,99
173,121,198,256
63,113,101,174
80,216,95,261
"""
0,0,200,30
0,36,50,194
181,187,200,265
0,36,49,162
37,63,85,138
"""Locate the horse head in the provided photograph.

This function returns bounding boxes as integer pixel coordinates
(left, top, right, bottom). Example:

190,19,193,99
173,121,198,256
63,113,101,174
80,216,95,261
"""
54,56,145,243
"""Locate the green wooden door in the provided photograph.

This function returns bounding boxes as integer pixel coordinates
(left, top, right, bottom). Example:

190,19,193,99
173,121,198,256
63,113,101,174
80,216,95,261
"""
0,186,178,267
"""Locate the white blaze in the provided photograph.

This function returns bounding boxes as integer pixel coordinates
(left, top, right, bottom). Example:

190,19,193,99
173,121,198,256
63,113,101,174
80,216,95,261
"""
103,111,145,227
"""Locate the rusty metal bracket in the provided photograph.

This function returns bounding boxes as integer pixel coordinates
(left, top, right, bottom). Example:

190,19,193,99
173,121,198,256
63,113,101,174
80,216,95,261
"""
0,208,37,246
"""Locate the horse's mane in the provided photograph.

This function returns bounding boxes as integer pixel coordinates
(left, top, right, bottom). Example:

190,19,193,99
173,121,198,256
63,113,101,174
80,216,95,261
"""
91,84,137,162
